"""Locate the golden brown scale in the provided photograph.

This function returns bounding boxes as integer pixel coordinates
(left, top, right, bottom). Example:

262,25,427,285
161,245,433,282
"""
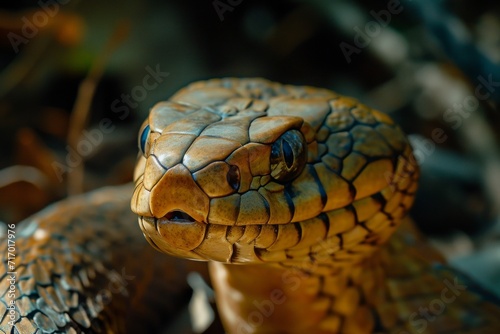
132,78,500,333
2,78,500,333
0,185,207,333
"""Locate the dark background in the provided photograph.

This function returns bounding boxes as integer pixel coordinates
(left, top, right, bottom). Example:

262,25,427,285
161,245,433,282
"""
1,0,499,296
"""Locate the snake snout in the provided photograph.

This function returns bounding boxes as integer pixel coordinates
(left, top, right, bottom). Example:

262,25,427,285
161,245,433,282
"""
164,210,196,223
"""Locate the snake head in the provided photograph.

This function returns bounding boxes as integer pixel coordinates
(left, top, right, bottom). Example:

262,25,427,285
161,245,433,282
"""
131,78,419,268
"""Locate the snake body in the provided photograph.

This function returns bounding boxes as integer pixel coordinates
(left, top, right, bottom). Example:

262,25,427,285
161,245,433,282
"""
0,185,207,333
2,78,500,333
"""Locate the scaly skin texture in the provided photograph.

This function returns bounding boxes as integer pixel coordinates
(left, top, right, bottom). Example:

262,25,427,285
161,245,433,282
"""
2,78,500,333
132,78,500,333
0,185,206,333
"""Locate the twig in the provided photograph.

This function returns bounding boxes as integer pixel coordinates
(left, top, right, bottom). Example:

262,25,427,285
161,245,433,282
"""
0,165,50,190
66,20,130,195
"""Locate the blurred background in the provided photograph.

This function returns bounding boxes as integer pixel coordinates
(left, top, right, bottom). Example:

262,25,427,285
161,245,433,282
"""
0,0,499,298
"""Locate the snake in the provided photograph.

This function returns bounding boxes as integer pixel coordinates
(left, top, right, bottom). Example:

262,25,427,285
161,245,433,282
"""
2,78,500,333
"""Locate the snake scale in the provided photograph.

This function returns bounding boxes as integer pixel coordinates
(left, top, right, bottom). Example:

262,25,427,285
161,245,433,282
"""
2,78,500,333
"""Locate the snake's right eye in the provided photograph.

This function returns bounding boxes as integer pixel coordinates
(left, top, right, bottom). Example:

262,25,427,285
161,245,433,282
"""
139,124,150,155
270,129,307,183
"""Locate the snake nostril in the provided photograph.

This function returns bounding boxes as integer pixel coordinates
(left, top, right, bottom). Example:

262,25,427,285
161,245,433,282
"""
164,210,195,223
227,165,240,191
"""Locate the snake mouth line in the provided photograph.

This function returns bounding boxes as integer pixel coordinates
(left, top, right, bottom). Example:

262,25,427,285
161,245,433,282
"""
163,210,196,223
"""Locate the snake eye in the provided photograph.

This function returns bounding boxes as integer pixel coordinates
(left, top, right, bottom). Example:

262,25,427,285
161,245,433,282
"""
139,124,150,155
270,129,307,182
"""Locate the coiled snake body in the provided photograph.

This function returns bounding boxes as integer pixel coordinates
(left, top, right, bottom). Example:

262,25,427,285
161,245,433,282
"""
2,78,500,333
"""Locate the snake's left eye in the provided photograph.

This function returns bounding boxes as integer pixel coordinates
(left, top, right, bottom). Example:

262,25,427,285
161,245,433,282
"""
270,129,307,182
139,124,150,155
